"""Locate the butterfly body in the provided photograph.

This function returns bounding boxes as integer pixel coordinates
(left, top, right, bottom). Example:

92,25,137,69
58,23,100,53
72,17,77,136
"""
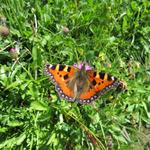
67,64,91,100
45,63,121,104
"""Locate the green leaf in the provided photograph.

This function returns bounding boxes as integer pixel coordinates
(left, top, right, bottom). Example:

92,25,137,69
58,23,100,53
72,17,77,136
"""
30,101,49,111
47,132,57,145
114,135,128,144
16,133,26,145
122,16,127,31
4,81,22,90
7,120,23,127
0,127,8,133
0,137,16,149
32,46,42,66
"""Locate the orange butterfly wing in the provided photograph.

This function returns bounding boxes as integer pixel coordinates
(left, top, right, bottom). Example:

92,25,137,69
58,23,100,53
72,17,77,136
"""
45,64,78,101
78,70,120,104
45,64,121,104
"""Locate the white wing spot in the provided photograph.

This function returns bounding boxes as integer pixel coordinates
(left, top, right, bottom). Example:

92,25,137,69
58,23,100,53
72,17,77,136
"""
87,100,90,103
61,94,65,97
94,95,97,98
59,90,63,93
111,76,114,80
91,97,94,100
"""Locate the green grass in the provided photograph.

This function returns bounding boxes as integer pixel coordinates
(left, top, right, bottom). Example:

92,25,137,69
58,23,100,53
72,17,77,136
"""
0,0,150,149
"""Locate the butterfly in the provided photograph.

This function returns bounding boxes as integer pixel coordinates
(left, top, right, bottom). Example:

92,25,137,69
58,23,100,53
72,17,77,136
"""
45,63,121,104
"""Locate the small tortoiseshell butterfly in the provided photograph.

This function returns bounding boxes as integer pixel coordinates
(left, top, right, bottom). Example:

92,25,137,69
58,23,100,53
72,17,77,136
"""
45,63,121,104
